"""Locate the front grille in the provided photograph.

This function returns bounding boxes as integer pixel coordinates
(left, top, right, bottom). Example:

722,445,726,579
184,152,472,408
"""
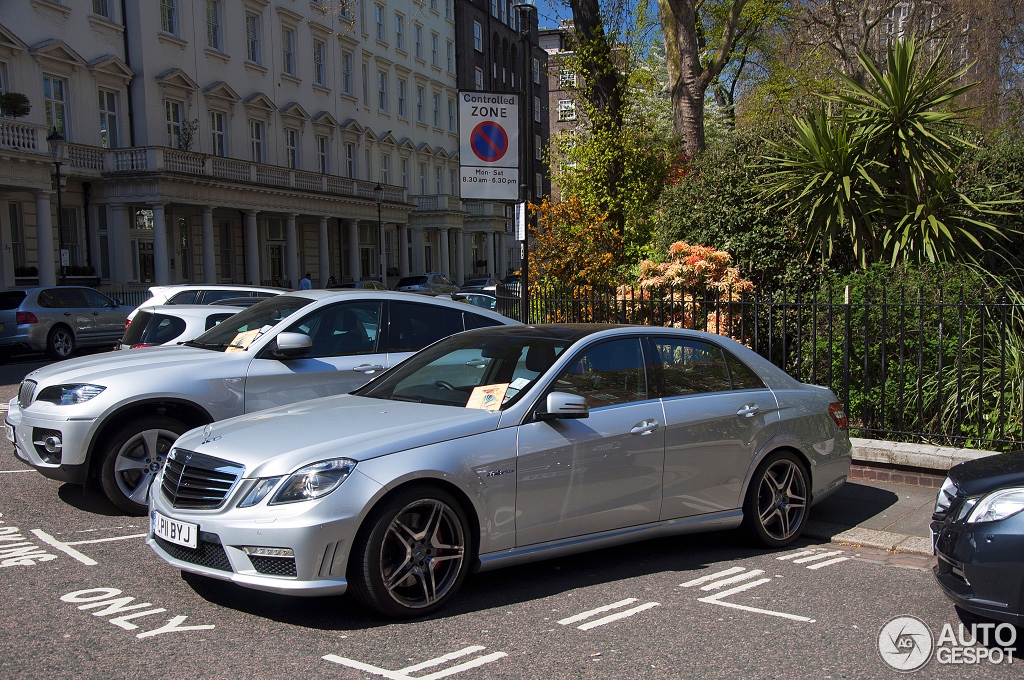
161,449,243,509
31,428,62,464
155,535,231,572
18,380,36,407
249,555,297,577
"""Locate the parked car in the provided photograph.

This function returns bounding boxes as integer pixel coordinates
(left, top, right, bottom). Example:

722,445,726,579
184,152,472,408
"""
6,290,516,514
127,284,283,322
395,273,458,295
459,277,499,292
453,292,497,311
119,304,244,349
146,324,851,618
328,280,388,290
932,449,1024,625
0,287,128,360
207,297,270,309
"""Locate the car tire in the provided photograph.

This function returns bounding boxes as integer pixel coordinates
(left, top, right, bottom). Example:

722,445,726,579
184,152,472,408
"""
742,451,810,548
99,416,186,515
46,325,75,360
349,486,472,618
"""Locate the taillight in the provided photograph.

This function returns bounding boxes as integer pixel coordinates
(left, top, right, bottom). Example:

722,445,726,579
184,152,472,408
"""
16,311,37,324
124,319,132,331
828,402,848,430
130,343,153,349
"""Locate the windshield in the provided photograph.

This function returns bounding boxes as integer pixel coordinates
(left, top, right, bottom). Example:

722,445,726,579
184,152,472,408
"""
398,276,427,286
355,332,570,409
184,295,313,351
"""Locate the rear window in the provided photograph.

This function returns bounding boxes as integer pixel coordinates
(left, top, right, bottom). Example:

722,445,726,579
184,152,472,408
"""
168,291,199,305
142,314,188,345
122,310,153,345
0,291,26,310
397,276,427,287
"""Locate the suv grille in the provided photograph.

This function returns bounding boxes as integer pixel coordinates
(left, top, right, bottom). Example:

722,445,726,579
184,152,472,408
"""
161,449,243,509
18,380,36,407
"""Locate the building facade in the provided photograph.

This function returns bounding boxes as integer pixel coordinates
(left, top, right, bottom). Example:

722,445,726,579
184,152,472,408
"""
0,0,527,291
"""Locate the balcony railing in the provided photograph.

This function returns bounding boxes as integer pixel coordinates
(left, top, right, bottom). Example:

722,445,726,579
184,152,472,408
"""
0,120,43,154
409,194,463,212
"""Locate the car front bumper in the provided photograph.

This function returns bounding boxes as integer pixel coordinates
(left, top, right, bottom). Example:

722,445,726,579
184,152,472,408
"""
6,398,96,485
932,514,1024,625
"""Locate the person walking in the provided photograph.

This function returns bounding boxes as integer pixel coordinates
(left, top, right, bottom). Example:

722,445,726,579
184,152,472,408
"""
298,272,312,290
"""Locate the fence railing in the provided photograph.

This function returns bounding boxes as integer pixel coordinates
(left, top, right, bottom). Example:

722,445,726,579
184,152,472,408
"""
96,284,153,309
496,283,1024,452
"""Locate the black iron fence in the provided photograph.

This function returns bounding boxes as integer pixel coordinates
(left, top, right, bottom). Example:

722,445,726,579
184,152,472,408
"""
496,283,1024,452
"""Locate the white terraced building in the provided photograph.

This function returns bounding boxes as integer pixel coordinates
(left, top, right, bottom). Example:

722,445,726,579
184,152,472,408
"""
0,0,520,291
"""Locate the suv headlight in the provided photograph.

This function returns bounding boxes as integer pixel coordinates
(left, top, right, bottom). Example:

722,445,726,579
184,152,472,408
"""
965,488,1024,524
35,384,106,405
267,459,356,505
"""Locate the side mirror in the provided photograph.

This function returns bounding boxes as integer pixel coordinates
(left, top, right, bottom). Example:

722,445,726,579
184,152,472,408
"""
267,331,312,359
537,392,588,420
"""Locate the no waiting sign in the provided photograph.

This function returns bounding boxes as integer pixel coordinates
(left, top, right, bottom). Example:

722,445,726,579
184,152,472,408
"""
460,92,520,201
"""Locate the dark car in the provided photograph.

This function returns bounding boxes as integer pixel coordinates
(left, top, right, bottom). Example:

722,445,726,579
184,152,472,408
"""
932,450,1024,625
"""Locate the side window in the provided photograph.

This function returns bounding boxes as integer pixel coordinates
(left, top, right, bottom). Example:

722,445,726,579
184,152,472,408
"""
650,337,731,397
81,289,115,308
464,312,501,329
37,290,57,308
553,337,647,409
205,314,235,331
387,301,464,352
285,301,382,358
725,351,766,390
202,290,251,304
55,289,88,308
145,315,187,345
168,291,199,304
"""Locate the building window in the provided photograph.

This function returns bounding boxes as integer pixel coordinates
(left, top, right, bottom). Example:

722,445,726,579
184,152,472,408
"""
450,169,457,195
533,58,541,84
210,111,226,156
430,0,437,11
491,0,498,17
535,134,542,160
534,96,542,122
346,143,355,178
398,79,407,117
313,40,325,85
250,119,264,162
435,166,442,194
381,153,390,184
474,67,483,90
92,0,111,18
431,33,438,67
448,98,456,132
416,86,424,123
43,75,68,137
317,135,329,173
365,149,371,180
98,89,119,148
446,41,453,72
378,71,388,111
218,221,233,280
205,0,221,50
401,158,409,188
245,13,261,64
8,202,24,269
557,99,577,121
414,24,422,59
361,62,369,105
536,172,542,197
160,0,177,35
395,14,404,50
473,22,482,51
445,0,451,19
559,69,576,88
375,4,384,41
282,27,295,76
500,0,507,23
432,92,440,127
419,163,427,194
285,128,298,169
165,99,182,148
342,52,353,94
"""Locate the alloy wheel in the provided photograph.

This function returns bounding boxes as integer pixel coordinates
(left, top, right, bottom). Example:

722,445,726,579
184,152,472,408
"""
111,427,178,506
756,458,808,542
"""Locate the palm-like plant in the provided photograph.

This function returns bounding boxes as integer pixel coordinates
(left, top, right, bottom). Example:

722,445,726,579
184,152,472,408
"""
762,37,1016,267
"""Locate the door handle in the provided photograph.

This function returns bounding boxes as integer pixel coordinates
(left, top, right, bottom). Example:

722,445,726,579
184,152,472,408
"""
352,364,384,373
736,404,759,417
630,419,659,435
64,312,71,316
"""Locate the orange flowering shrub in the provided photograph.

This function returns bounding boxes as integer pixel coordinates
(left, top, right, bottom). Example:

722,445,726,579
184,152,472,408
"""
529,196,623,288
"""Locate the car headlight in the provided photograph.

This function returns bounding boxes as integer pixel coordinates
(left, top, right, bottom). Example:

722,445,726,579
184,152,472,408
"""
268,459,356,505
35,384,106,405
237,476,284,508
965,488,1024,524
934,476,958,515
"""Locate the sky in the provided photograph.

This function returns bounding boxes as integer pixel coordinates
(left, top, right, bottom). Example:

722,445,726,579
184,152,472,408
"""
531,0,569,29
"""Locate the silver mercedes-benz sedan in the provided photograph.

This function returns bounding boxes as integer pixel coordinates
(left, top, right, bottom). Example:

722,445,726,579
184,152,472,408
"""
148,324,851,618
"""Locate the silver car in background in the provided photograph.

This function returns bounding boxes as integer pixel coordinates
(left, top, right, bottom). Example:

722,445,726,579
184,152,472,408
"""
147,324,851,618
119,304,245,349
0,286,128,360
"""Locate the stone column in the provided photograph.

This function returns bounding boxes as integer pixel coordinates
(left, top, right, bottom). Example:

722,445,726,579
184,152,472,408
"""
201,207,215,283
346,219,359,281
411,226,425,274
244,210,259,285
439,228,450,279
485,230,495,278
34,191,56,286
398,224,409,276
452,228,463,285
109,203,133,284
463,231,474,277
152,203,169,285
285,213,299,287
318,217,330,287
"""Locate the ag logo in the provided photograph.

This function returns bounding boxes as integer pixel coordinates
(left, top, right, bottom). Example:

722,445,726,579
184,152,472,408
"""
878,616,934,672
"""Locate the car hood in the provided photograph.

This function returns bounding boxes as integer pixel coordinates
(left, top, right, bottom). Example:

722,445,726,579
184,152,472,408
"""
24,345,240,386
175,394,502,477
948,450,1024,497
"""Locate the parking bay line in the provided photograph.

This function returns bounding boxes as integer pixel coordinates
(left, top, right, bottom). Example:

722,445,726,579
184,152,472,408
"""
697,579,816,623
30,530,98,566
679,566,746,588
0,469,37,473
792,550,845,564
557,598,639,626
62,533,147,546
323,646,508,680
576,602,660,631
806,557,849,570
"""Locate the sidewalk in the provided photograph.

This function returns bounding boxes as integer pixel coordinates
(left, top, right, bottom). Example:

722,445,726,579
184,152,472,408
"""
807,475,939,557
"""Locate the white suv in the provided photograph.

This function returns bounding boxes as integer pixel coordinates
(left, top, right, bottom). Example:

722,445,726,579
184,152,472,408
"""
6,290,516,514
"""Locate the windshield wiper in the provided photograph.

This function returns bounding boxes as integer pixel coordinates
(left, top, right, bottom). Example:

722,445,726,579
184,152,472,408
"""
389,395,423,403
182,339,231,350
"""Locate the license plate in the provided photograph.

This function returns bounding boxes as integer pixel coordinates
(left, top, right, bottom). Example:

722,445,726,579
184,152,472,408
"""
4,422,13,443
152,511,197,549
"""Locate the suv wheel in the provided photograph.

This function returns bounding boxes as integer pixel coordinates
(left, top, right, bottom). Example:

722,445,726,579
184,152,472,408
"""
46,325,75,360
99,416,186,515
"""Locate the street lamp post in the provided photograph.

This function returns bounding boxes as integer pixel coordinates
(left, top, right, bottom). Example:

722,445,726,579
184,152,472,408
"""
514,2,537,323
374,183,385,287
46,128,66,286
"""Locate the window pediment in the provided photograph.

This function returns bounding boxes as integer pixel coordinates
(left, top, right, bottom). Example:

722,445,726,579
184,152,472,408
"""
29,39,86,70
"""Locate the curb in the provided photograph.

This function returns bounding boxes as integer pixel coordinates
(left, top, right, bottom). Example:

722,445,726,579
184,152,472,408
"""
851,437,999,474
805,520,933,557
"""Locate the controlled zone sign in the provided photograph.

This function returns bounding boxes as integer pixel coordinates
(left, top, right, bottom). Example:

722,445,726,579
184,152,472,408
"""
459,91,519,200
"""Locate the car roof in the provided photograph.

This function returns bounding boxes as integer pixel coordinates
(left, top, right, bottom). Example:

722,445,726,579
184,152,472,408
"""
274,289,516,323
133,304,245,318
148,284,286,293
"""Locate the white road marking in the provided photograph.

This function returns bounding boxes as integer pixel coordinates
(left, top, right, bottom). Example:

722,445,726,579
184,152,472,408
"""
699,569,765,591
30,529,97,566
776,549,818,560
792,550,845,564
576,602,660,631
0,469,36,473
323,646,507,680
557,598,638,625
806,557,850,570
698,579,816,623
64,533,147,546
679,566,746,587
